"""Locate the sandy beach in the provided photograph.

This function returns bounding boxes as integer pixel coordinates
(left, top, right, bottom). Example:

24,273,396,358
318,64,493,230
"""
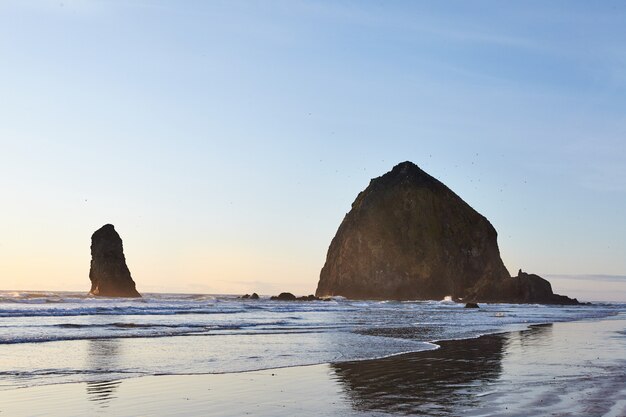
1,313,624,417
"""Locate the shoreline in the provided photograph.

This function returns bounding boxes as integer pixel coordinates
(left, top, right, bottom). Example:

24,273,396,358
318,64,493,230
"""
1,313,624,416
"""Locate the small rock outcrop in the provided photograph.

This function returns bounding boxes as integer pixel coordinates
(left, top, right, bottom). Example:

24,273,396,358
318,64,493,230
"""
297,294,320,301
89,224,141,297
270,293,322,301
467,270,579,305
271,292,297,301
315,161,578,304
240,293,260,300
465,302,480,308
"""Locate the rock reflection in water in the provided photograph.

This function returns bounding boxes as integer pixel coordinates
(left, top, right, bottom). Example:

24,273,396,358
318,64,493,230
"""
332,332,506,415
515,322,554,350
85,339,122,407
85,380,122,406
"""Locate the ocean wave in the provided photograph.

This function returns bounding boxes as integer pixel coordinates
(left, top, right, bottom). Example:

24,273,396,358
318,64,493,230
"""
0,307,246,318
1,292,622,347
0,315,349,344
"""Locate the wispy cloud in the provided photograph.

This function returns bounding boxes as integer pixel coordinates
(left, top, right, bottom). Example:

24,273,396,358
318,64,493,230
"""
547,274,626,283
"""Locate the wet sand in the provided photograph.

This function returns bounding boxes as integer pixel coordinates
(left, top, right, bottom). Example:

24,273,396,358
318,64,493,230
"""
1,314,624,417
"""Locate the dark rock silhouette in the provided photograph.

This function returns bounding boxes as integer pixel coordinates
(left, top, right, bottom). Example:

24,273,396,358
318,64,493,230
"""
296,294,320,301
271,292,297,301
316,161,578,304
465,302,480,308
89,224,140,297
467,269,579,304
240,293,260,300
270,293,321,301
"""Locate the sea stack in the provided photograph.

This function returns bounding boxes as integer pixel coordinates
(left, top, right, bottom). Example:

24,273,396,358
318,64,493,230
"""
315,161,578,304
89,224,141,297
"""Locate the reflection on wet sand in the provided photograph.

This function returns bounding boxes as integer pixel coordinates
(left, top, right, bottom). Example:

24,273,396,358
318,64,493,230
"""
85,380,122,406
332,324,555,416
514,323,554,350
332,333,505,415
85,339,122,407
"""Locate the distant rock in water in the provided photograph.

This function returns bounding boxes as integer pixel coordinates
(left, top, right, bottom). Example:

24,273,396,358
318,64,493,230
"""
270,293,322,301
240,293,260,300
270,292,297,301
89,224,141,298
297,294,320,301
315,161,578,305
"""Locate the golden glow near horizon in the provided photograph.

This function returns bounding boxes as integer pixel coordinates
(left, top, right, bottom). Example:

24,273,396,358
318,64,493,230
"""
0,227,321,295
2,225,626,301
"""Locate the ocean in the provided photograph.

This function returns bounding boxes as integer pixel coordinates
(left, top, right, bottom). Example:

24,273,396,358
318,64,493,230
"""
0,291,622,390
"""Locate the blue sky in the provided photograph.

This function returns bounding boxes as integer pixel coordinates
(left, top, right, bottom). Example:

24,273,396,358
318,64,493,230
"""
0,1,625,297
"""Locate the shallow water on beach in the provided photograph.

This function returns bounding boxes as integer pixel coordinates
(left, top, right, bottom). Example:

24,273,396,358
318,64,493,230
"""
0,291,622,390
1,315,625,417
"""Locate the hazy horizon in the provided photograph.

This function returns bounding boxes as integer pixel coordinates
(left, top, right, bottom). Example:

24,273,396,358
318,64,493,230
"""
4,272,626,303
1,1,625,299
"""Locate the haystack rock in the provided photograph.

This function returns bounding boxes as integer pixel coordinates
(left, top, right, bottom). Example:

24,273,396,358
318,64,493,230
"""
89,224,141,297
315,161,578,304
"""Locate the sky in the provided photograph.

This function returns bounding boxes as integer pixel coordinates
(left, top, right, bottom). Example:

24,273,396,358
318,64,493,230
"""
1,1,625,299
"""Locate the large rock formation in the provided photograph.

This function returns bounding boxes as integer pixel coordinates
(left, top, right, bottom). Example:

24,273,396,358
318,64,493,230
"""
89,224,141,297
315,161,578,304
